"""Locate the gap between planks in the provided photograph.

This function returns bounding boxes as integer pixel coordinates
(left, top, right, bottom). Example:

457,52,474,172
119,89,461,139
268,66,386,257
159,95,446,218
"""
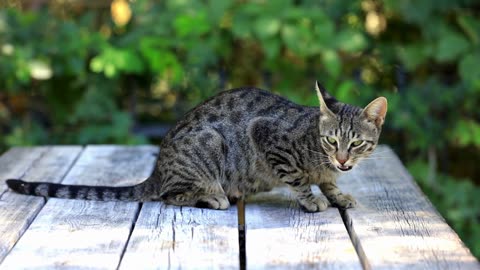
339,209,371,270
116,202,144,270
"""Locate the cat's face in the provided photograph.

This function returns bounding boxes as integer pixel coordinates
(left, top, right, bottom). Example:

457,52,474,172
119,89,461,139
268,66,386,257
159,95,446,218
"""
315,82,387,172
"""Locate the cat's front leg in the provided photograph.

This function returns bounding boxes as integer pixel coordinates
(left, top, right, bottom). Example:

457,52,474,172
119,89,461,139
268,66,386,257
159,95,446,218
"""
319,182,357,209
287,180,329,212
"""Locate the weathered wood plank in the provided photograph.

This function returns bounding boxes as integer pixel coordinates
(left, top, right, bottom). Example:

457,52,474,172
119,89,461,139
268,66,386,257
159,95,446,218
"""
1,199,141,270
0,147,49,194
0,146,82,264
0,145,158,270
119,203,239,270
60,145,158,186
338,145,480,270
245,187,362,269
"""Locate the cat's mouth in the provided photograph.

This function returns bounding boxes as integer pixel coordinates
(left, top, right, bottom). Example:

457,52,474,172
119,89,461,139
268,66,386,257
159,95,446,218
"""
328,157,354,172
337,165,352,172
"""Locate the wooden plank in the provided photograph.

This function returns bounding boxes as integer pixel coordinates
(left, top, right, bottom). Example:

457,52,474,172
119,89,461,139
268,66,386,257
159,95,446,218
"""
0,146,82,264
0,145,158,269
245,187,362,269
338,145,480,270
0,147,49,194
60,145,158,186
1,199,140,269
119,203,240,270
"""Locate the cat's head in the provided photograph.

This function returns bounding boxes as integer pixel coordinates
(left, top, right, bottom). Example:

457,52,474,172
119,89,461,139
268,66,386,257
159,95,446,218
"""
315,81,387,172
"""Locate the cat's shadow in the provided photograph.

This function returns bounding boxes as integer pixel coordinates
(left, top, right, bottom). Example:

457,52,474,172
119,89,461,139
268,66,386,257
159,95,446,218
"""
242,186,342,230
245,185,326,209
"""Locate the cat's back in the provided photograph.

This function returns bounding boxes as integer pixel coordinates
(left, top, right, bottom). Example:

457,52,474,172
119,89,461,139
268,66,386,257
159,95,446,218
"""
196,87,296,119
164,88,305,142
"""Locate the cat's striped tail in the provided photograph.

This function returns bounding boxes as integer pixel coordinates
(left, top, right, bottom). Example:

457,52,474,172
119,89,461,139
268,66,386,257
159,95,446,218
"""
5,179,149,201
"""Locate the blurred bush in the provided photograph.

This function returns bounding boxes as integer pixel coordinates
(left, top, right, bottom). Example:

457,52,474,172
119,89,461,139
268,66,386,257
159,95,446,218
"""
0,0,479,257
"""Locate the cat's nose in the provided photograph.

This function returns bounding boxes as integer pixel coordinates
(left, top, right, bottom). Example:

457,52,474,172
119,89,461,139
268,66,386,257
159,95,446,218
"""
336,157,348,165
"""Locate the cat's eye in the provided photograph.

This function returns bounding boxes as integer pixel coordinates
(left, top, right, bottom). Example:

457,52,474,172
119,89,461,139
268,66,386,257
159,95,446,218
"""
351,140,363,147
326,136,337,145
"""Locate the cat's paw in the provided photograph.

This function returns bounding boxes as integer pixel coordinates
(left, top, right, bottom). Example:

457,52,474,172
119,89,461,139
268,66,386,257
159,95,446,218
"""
299,197,329,213
195,194,230,210
333,194,357,209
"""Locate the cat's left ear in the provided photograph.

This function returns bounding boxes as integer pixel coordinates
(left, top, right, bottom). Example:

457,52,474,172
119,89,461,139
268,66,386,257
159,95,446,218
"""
315,81,336,118
362,97,388,126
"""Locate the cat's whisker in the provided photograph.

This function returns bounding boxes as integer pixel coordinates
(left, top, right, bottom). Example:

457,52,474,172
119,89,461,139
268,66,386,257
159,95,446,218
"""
360,156,394,160
312,161,333,170
370,150,392,155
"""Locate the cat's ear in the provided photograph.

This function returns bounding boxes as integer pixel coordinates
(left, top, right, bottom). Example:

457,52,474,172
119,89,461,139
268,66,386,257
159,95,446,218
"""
315,81,335,117
362,97,388,126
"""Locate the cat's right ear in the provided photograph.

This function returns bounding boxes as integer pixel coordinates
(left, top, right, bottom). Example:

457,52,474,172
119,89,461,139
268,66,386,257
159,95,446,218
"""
362,97,388,127
315,81,335,118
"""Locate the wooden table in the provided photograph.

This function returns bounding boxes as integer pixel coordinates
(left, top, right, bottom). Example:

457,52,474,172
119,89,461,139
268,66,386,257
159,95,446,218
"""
0,145,478,269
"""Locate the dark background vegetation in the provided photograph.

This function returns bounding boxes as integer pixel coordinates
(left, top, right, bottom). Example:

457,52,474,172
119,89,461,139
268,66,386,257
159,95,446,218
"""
0,0,479,258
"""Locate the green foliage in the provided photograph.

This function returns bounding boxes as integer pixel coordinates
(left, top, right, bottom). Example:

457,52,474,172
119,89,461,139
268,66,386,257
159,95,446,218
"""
0,0,479,258
0,8,146,146
90,46,144,78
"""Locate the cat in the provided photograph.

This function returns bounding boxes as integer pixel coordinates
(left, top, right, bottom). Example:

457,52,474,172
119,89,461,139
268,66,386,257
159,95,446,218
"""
6,81,387,212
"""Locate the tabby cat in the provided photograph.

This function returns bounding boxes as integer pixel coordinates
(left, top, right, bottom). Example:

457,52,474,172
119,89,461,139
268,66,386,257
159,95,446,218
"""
6,81,387,212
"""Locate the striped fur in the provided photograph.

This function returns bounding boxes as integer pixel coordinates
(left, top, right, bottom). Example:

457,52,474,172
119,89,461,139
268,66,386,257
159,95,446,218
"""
6,81,387,212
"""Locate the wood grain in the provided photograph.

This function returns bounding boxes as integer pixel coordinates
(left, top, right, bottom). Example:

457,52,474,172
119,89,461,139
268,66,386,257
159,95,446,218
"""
0,146,82,264
0,147,48,194
0,145,158,270
60,145,158,186
119,203,240,270
338,145,480,270
245,187,362,270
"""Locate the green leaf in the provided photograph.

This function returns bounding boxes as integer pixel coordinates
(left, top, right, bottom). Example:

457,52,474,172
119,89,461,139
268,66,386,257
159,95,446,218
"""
207,0,234,24
89,47,144,77
282,7,304,20
322,50,341,78
254,17,281,39
459,52,480,86
451,119,480,147
335,80,355,102
186,42,216,67
262,0,290,13
174,12,210,37
435,31,470,62
384,0,434,25
397,43,432,70
313,18,334,45
457,15,480,45
281,23,317,56
231,14,251,38
335,30,367,53
139,37,182,80
90,58,103,73
262,38,281,60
